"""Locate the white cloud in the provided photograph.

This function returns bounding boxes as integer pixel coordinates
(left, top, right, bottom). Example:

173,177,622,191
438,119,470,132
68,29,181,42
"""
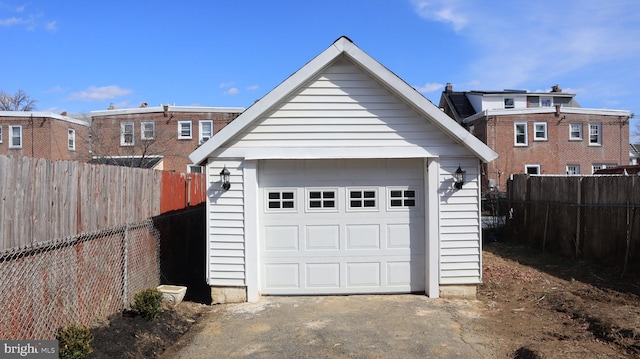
67,85,133,101
246,85,259,91
410,0,468,32
45,21,57,32
415,82,443,93
0,17,24,26
415,1,640,96
219,82,235,88
0,4,57,32
224,87,239,95
44,85,66,94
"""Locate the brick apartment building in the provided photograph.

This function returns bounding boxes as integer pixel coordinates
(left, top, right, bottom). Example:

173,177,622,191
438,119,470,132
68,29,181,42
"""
439,84,632,192
0,111,90,162
90,104,243,172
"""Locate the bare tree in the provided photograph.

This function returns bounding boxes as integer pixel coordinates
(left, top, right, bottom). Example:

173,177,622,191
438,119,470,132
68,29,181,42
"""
0,89,38,111
87,119,181,168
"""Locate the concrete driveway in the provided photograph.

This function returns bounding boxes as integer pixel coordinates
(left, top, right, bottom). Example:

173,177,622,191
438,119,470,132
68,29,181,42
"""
161,295,498,359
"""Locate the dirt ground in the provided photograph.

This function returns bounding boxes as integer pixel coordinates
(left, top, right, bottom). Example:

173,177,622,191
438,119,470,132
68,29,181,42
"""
88,241,640,359
88,302,207,359
481,241,640,358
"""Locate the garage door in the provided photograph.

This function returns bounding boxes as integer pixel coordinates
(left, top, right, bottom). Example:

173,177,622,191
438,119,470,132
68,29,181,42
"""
259,159,425,295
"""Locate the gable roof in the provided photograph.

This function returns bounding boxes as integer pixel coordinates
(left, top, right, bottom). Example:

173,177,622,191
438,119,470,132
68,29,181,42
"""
190,36,498,164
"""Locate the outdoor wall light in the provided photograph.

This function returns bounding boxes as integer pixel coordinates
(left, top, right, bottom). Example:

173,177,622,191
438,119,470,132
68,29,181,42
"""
454,165,466,190
220,165,231,191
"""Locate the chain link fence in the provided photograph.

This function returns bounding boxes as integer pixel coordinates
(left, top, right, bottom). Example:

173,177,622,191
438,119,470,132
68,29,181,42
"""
0,218,160,340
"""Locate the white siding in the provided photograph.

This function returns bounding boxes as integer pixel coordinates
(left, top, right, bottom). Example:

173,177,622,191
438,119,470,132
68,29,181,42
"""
220,58,467,158
438,157,482,285
207,159,246,286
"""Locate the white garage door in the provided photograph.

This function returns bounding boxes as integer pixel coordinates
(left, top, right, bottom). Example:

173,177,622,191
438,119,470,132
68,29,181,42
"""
259,159,425,295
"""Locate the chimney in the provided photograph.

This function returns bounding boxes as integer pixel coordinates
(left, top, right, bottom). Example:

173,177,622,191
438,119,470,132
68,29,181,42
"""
551,84,562,92
163,104,169,117
140,102,148,108
445,83,453,93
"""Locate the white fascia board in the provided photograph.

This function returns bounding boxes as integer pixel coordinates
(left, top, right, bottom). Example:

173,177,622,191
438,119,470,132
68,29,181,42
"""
463,107,631,121
91,105,244,116
0,111,90,126
212,146,436,160
189,42,343,165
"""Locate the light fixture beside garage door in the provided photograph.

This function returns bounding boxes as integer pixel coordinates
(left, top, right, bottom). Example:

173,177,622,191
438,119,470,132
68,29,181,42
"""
454,165,466,190
220,165,231,191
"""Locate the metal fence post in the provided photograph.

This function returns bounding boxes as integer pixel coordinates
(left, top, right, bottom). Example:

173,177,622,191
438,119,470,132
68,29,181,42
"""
122,224,129,309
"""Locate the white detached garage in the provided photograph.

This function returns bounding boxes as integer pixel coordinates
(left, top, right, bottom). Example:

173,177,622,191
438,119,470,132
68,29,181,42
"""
190,37,498,302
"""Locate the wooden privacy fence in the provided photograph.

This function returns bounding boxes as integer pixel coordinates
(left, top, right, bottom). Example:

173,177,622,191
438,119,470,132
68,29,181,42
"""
0,155,208,339
0,155,206,251
506,175,640,274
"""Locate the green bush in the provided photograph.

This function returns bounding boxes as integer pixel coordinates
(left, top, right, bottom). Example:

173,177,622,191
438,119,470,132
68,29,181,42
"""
56,323,93,359
133,288,164,320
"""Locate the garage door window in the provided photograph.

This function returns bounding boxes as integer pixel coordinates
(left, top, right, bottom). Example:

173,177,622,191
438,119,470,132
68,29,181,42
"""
267,190,296,211
306,189,337,211
388,188,417,209
348,189,377,210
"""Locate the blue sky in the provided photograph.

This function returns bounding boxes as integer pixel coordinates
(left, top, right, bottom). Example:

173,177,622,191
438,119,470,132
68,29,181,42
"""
1,1,639,132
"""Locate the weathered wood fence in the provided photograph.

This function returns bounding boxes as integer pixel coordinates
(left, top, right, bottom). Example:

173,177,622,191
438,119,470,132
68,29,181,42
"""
506,174,640,274
0,155,206,250
0,155,208,339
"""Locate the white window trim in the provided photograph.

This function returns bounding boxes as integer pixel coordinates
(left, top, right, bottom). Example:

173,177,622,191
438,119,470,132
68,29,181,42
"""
0,125,3,143
589,123,602,146
120,122,134,146
514,122,528,146
141,121,155,140
347,187,378,212
525,164,541,175
566,164,580,175
305,188,338,212
265,188,297,213
540,96,553,107
199,120,213,145
187,165,203,174
9,125,22,149
387,187,419,211
504,97,515,109
592,163,617,174
68,128,76,151
569,123,582,140
178,121,192,139
533,122,547,141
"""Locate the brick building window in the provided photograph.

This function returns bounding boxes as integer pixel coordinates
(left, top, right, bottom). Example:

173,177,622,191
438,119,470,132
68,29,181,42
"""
569,123,582,140
187,165,203,173
68,129,76,150
589,123,602,145
566,164,580,175
534,122,547,141
141,122,155,140
178,121,192,139
525,164,540,175
9,125,22,149
592,163,617,174
514,123,527,146
540,97,553,107
0,125,2,143
199,120,213,145
121,122,134,146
